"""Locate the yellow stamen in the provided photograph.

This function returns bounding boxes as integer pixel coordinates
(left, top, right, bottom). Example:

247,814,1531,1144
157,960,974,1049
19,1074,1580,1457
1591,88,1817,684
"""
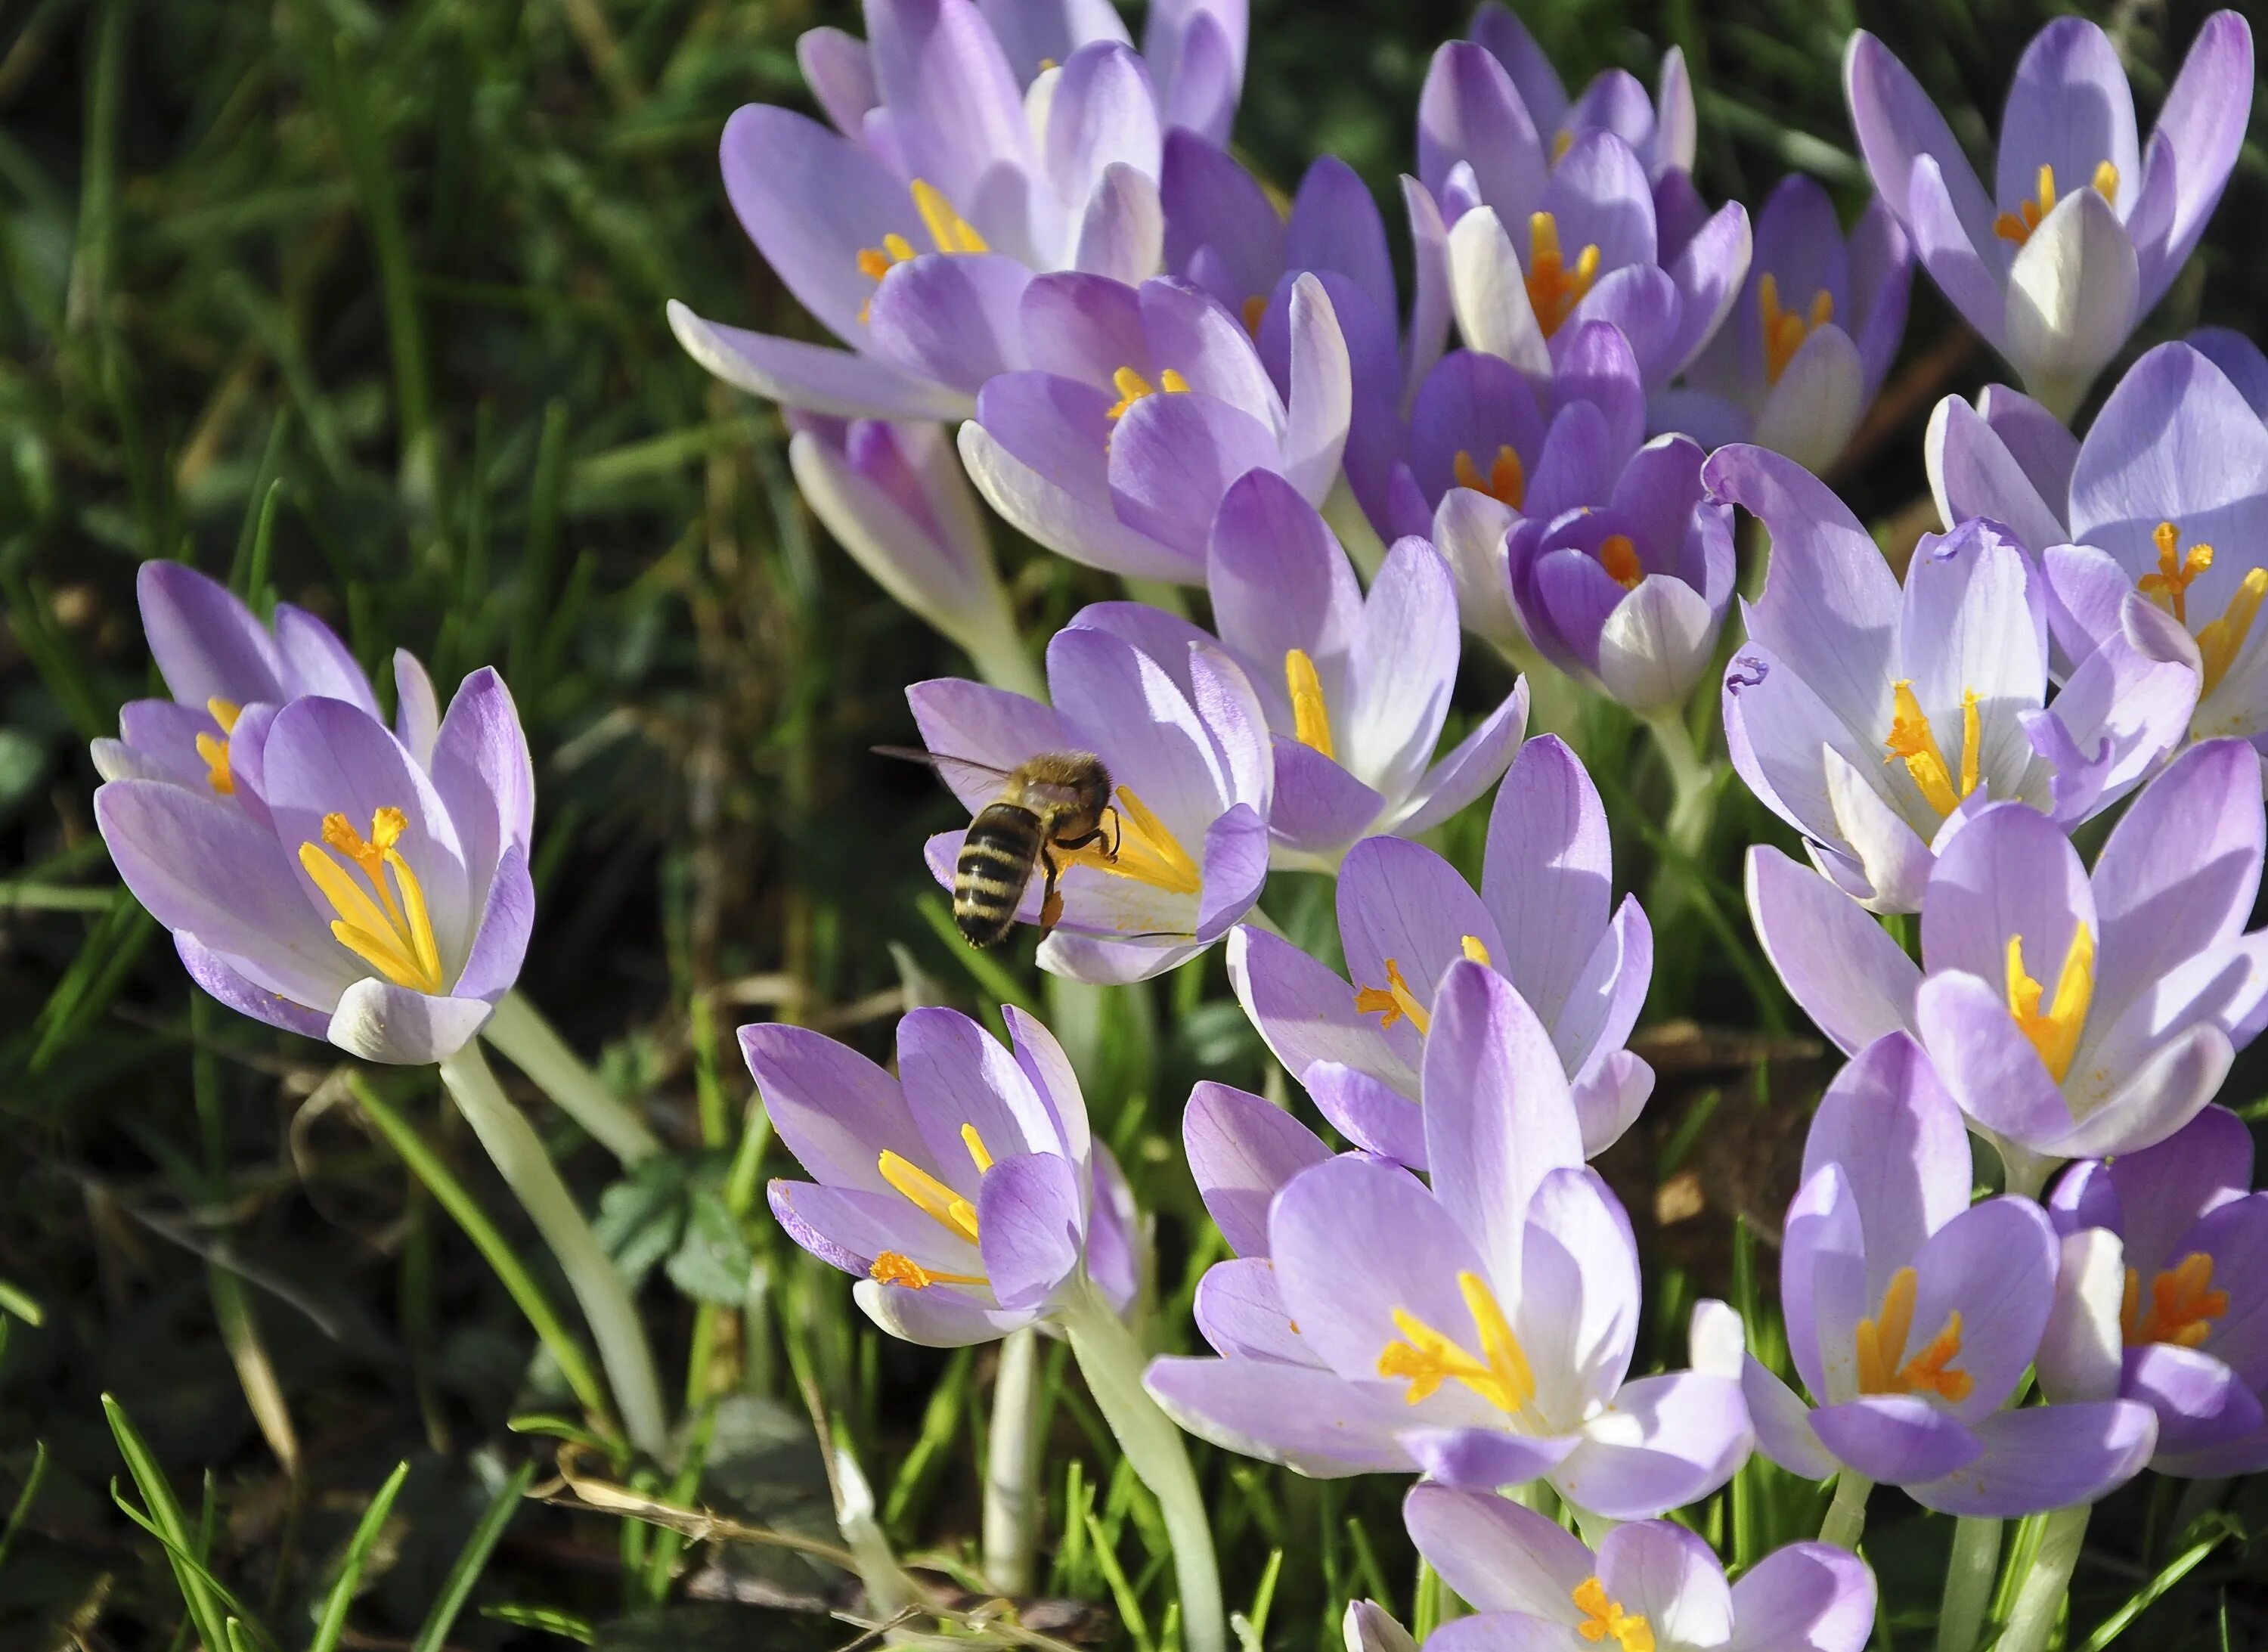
2004,924,2095,1083
869,1251,987,1290
1994,161,2119,246
1036,55,1058,72
2195,568,2268,697
1759,273,1836,385
1376,1270,1537,1414
1883,680,1983,819
1355,958,1431,1033
1597,534,1644,591
1853,1266,1974,1403
960,1122,995,1175
2139,521,2214,626
1453,444,1526,510
1241,294,1267,335
1057,785,1203,896
296,807,445,993
1460,934,1491,965
1285,648,1335,757
2123,1252,2229,1350
909,178,989,254
877,1149,981,1244
194,698,242,795
1572,1577,1656,1652
1105,364,1191,419
1551,130,1576,163
1526,210,1601,337
2093,160,2121,205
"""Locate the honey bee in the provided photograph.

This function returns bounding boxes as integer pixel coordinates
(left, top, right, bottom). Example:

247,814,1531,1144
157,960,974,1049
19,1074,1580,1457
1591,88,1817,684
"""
875,747,1120,947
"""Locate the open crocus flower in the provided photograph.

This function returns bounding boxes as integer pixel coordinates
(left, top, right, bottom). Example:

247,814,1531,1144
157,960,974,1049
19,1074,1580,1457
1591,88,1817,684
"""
1419,39,1746,397
1709,446,2196,913
1228,734,1652,1161
1396,1484,1876,1652
1749,738,2268,1174
669,0,1219,421
907,615,1272,983
1071,470,1527,867
959,272,1352,581
2040,1106,2268,1476
1845,14,2254,419
1741,1034,2158,1517
748,1005,1138,1347
1462,2,1696,184
1665,175,1912,472
94,672,535,1065
1147,962,1752,1515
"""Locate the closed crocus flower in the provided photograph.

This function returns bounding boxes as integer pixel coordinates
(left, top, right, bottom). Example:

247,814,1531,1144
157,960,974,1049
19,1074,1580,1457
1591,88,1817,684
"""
1667,175,1912,471
1147,963,1752,1517
1749,739,2268,1179
1709,447,2195,913
670,0,1204,421
1462,3,1696,183
1229,734,1652,1161
1400,1484,1876,1652
2040,1106,2268,1477
907,615,1272,982
1846,14,2254,420
748,1005,1138,1346
1074,470,1527,867
95,672,536,1065
960,272,1352,581
1742,1035,2158,1517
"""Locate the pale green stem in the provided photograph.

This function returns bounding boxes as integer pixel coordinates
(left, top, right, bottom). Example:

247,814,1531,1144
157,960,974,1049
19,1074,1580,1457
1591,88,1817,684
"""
1058,1276,1224,1652
1043,974,1109,1085
1997,1139,2061,1202
1321,479,1387,578
954,600,1047,702
1413,1560,1464,1637
1819,1471,1873,1551
1936,1515,2003,1652
481,992,662,1166
1997,1504,2089,1652
1568,1504,1619,1549
982,1326,1042,1596
1123,576,1193,618
438,1041,668,1457
1644,708,1717,861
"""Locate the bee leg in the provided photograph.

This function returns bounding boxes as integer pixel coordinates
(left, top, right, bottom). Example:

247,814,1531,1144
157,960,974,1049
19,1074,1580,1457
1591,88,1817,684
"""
1104,805,1123,860
1038,847,1064,938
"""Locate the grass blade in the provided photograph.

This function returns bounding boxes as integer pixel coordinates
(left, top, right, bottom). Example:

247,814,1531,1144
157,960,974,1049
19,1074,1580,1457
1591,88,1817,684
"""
307,1461,410,1652
411,1461,538,1652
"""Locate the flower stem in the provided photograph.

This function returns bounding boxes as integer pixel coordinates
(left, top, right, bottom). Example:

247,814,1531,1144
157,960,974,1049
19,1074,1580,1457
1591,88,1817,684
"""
1936,1516,2003,1652
1058,1277,1224,1652
438,1041,669,1457
1997,1505,2088,1652
482,992,662,1166
1819,1471,1873,1551
1997,1139,2060,1202
982,1326,1043,1596
956,601,1047,702
1644,708,1717,863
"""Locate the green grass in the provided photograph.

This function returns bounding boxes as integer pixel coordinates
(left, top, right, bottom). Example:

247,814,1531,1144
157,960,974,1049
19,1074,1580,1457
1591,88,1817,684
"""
2,0,2266,1647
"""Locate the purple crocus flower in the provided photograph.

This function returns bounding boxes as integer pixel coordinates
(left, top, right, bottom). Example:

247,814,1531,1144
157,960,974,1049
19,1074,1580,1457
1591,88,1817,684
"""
2040,1105,2268,1476
1067,470,1527,867
748,1005,1139,1346
1748,737,2268,1172
1392,1483,1876,1652
959,272,1352,581
1147,962,1752,1517
1846,13,2254,418
1181,1079,1334,1365
907,615,1272,982
1709,446,2196,913
1938,342,2268,752
669,0,1224,420
1461,3,1696,184
1741,1034,2158,1516
1228,733,1652,1161
94,670,535,1065
1664,175,1912,472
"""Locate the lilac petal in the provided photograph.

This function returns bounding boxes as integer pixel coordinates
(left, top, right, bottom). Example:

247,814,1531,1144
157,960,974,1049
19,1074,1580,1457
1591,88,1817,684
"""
1388,682,1528,838
1743,1356,1839,1480
865,253,1032,393
1597,1522,1731,1651
1281,273,1355,504
1482,735,1609,1022
1663,200,1752,377
1907,1196,2059,1419
1597,575,1717,714
1849,199,1914,394
1843,32,1997,255
2126,1341,2263,1459
1519,1167,1640,1424
2038,1229,2126,1406
1906,1399,2155,1516
668,303,972,420
1142,1355,1419,1475
1227,922,1415,1098
137,562,286,708
1571,1047,1652,1160
1448,208,1550,377
1108,390,1280,559
116,699,227,789
1919,800,2092,987
1541,132,1656,274
1195,801,1271,941
1422,1618,1577,1652
1287,156,1396,324
1194,1257,1312,1361
1567,266,1681,388
1912,972,2077,1150
452,845,533,1004
1469,2,1566,132
1045,42,1161,218
897,1005,1061,1189
1521,547,1625,676
1338,540,1460,802
1150,3,1242,144
1406,349,1545,506
864,0,1033,233
392,650,440,765
1182,1077,1331,1256
1554,1370,1752,1519
1719,637,1859,848
430,667,534,877
1752,327,1864,473
1418,42,1546,226
1783,1164,1868,1407
741,1021,925,1196
2003,187,2138,410
1270,739,1387,854
2134,13,2254,309
1403,178,1455,402
1160,130,1282,304
1552,322,1647,463
326,979,492,1064
2108,1104,2254,1277
1402,1481,1593,1617
1905,157,2011,352
1207,470,1362,683
1745,847,1922,1053
856,1279,1036,1346
1002,1003,1089,1168
1994,19,2139,240
975,1151,1085,1310
176,935,332,1040
1344,1602,1422,1652
2057,1018,2233,1161
1305,1061,1430,1169
1402,1427,1582,1492
1811,1394,1981,1483
1340,835,1504,1027
798,25,878,134
904,676,1067,811
1822,747,1934,913
1802,1032,1971,1291
1725,1544,1876,1652
271,604,375,710
768,1179,983,1279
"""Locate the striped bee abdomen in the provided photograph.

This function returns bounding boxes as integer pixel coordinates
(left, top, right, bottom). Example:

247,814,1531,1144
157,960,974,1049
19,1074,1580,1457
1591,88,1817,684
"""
953,803,1043,947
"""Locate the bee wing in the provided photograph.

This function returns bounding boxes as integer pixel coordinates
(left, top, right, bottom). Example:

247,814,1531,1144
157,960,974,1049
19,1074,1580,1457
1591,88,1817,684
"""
872,745,1013,812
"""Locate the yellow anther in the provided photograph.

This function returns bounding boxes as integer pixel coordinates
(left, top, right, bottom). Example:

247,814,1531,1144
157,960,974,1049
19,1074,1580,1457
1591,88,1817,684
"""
1036,55,1058,71
1355,958,1431,1034
878,1149,981,1244
1241,294,1268,336
1597,534,1644,591
1759,273,1836,385
1460,934,1491,965
959,1122,996,1175
2196,567,2268,697
2139,521,2215,626
1105,365,1190,419
1572,1577,1656,1652
1376,1270,1537,1415
297,806,445,994
1854,1266,1974,1403
2122,1252,2228,1350
194,697,243,795
1453,444,1526,510
2093,160,2121,205
869,1251,987,1290
1526,210,1601,337
909,178,989,254
1058,785,1203,897
1284,649,1335,758
2004,924,2095,1083
1994,161,2118,246
1551,130,1576,163
1884,680,1983,819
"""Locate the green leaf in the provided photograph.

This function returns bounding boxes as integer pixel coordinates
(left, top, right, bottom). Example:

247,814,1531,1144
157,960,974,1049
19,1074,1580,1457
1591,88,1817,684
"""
103,1395,233,1652
307,1461,410,1652
412,1461,538,1652
664,1188,753,1305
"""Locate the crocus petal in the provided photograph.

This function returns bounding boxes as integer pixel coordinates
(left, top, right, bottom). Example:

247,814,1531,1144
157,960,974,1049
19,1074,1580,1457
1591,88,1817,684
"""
1402,1482,1593,1617
137,562,286,708
1746,847,1922,1052
2133,13,2254,309
1281,273,1356,504
1906,1196,2059,1420
1811,1394,1982,1483
1448,207,1551,377
742,1021,926,1197
1143,1355,1421,1475
855,1278,1038,1346
1919,800,2093,988
1182,1077,1331,1257
1843,32,1998,255
1194,1256,1311,1362
668,302,972,420
1402,1427,1582,1492
175,936,333,1040
1304,1061,1430,1168
1725,1544,1877,1652
1742,1356,1840,1480
1418,42,1547,226
1228,922,1415,1099
974,1151,1085,1310
1905,157,2011,352
1518,1167,1641,1425
1994,19,2139,240
959,398,1198,581
1554,1370,1753,1519
1597,575,1718,714
1752,327,1864,473
1801,1031,1972,1287
1387,683,1529,838
1912,972,2078,1151
2126,1341,2264,1460
1904,1399,2155,1516
327,978,494,1065
1597,1523,1731,1652
271,604,376,711
2003,188,2138,416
